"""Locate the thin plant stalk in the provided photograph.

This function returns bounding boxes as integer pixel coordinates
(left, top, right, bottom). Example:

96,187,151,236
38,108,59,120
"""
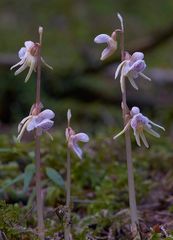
35,26,45,240
118,13,138,228
65,114,72,240
65,147,71,240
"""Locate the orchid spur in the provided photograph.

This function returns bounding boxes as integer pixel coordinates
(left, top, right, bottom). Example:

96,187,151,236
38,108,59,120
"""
17,105,55,141
115,52,151,92
65,109,89,159
113,106,165,148
10,41,53,83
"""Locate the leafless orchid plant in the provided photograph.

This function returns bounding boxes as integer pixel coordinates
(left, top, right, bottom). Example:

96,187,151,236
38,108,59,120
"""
94,13,165,236
11,27,54,240
65,109,89,240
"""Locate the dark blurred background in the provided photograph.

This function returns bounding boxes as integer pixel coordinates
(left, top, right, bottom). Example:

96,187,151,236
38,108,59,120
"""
0,0,173,134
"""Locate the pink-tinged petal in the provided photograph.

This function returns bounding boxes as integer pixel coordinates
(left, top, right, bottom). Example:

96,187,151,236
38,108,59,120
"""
130,52,144,63
36,109,55,123
36,119,54,131
18,47,27,59
94,34,111,44
74,133,89,142
26,117,37,131
24,41,34,49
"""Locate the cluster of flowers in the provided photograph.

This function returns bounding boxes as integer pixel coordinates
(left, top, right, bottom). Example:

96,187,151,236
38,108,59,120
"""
94,28,165,147
11,41,89,159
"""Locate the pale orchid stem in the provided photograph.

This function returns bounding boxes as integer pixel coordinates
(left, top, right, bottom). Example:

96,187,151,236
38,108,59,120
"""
35,26,45,240
65,147,71,240
118,13,139,234
17,118,32,142
113,120,131,139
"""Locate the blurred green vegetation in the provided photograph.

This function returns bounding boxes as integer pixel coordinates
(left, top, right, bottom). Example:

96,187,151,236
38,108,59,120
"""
0,129,173,238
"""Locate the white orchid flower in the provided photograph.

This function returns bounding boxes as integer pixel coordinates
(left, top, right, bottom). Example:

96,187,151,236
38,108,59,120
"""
65,109,89,159
115,52,151,92
66,127,89,159
17,108,55,141
113,106,165,148
94,31,117,61
10,41,53,83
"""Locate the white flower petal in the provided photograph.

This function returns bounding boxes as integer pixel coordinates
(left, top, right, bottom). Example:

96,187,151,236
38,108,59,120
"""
73,143,83,159
24,58,36,83
139,132,149,148
130,52,144,63
14,61,28,76
113,121,131,140
24,41,34,49
128,76,138,90
74,133,89,142
94,34,111,44
143,125,160,138
18,115,32,133
139,73,151,81
41,57,53,70
27,118,37,131
10,58,26,70
134,130,141,147
36,109,55,123
149,120,165,131
130,107,140,116
36,119,54,131
18,47,27,59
